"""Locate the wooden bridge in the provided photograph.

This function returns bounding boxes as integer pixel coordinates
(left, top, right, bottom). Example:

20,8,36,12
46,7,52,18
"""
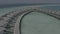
0,7,60,34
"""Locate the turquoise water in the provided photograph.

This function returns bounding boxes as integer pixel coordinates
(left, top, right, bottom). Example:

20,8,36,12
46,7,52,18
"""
41,6,60,11
0,4,60,16
21,12,60,34
0,6,22,16
0,4,60,34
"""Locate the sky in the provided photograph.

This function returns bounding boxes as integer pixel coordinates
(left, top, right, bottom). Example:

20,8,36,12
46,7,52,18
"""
0,0,60,5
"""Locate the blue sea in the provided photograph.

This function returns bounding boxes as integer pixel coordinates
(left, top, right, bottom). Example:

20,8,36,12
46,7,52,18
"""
41,6,60,11
0,3,60,16
0,3,60,34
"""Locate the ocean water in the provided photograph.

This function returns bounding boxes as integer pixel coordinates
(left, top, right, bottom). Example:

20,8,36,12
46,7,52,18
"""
40,6,60,11
0,5,37,16
0,4,60,16
0,4,60,34
0,6,22,16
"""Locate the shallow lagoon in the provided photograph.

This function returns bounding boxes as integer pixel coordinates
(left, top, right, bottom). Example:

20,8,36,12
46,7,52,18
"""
21,12,60,34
